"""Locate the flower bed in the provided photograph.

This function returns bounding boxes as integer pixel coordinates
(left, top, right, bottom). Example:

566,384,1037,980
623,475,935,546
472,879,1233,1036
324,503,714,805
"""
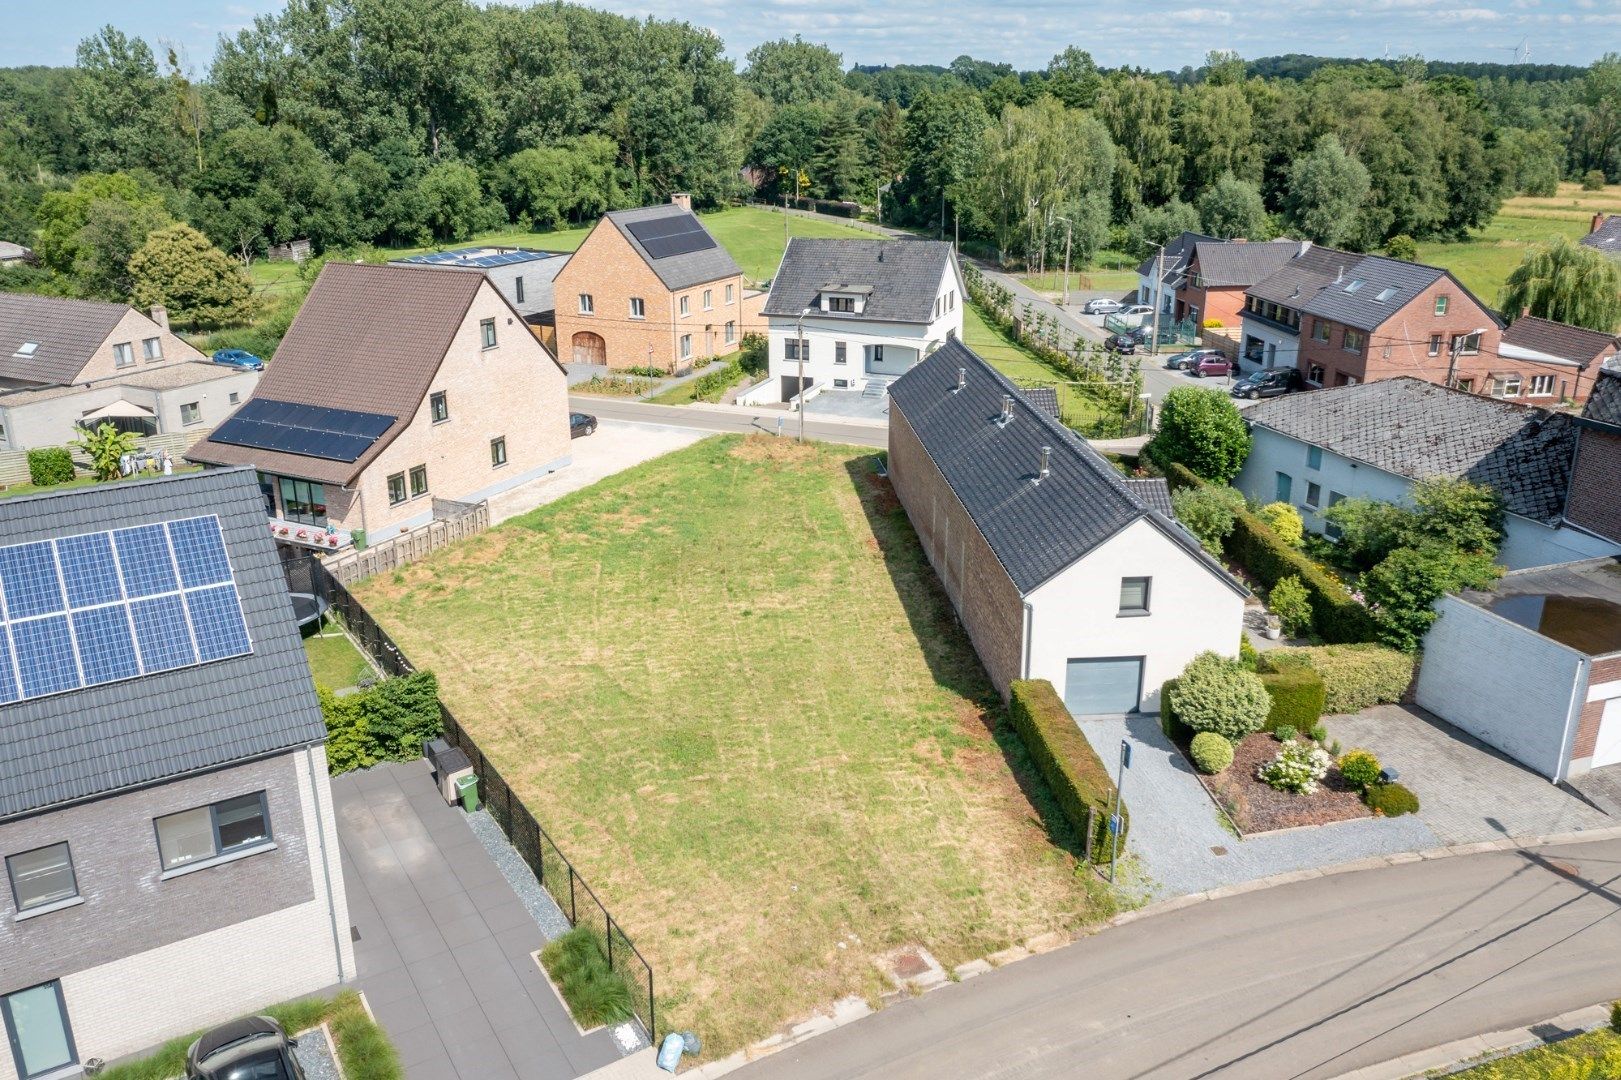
1188,732,1372,834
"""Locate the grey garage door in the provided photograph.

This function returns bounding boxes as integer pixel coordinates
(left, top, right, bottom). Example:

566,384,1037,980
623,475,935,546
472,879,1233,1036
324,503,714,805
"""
1064,657,1144,716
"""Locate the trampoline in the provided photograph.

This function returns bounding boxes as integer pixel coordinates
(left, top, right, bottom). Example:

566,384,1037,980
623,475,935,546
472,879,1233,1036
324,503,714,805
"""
289,592,330,628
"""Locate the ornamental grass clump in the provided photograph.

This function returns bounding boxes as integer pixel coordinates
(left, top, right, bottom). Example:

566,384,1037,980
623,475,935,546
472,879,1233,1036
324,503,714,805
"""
1258,739,1332,795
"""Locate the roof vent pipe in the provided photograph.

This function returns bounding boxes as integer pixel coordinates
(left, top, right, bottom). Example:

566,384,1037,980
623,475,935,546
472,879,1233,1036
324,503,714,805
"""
1034,445,1051,484
954,367,966,393
998,394,1013,427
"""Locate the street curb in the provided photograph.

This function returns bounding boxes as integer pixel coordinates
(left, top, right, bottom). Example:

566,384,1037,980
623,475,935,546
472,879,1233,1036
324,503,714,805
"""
1334,1003,1610,1079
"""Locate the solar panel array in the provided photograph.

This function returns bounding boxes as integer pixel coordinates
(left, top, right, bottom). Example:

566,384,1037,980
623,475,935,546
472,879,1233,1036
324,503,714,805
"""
0,515,252,704
401,248,553,269
625,215,718,260
211,398,396,463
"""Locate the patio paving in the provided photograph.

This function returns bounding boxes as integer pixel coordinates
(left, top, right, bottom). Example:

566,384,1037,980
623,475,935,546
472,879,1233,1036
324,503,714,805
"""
802,388,889,422
335,760,622,1080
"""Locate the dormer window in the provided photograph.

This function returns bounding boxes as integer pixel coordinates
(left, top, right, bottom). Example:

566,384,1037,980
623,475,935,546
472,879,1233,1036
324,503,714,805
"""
14,342,37,359
827,296,855,313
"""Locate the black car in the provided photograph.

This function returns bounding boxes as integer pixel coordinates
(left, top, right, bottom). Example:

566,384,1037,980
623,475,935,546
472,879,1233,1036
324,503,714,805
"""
1163,348,1225,371
570,412,598,438
1105,334,1137,355
1230,367,1304,400
186,1016,305,1080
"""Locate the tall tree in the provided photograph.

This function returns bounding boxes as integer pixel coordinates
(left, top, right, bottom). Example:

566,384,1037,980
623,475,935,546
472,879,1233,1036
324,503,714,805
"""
73,26,187,181
1283,135,1371,247
1098,74,1179,215
1499,238,1621,332
896,87,989,235
1176,81,1257,197
1043,47,1102,110
129,223,255,329
1197,172,1269,240
750,104,823,199
742,36,845,106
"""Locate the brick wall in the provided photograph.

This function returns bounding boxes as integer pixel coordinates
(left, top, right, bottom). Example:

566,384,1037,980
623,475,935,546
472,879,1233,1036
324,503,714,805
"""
75,308,208,384
888,405,1026,698
1571,654,1621,766
1565,430,1621,545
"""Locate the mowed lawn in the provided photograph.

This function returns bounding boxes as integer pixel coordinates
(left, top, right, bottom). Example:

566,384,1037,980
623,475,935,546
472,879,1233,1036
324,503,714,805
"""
961,301,1121,431
355,436,1105,1054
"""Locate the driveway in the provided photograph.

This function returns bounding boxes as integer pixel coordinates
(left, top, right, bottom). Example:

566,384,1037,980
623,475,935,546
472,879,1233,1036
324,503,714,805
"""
1331,705,1613,844
487,419,706,525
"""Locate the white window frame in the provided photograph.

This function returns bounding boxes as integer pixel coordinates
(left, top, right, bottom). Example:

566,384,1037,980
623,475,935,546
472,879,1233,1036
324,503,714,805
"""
725,321,735,344
725,284,735,304
113,342,135,368
702,288,712,311
628,297,645,320
578,293,594,315
1528,373,1556,397
179,401,202,426
142,337,163,361
679,334,692,360
679,295,690,317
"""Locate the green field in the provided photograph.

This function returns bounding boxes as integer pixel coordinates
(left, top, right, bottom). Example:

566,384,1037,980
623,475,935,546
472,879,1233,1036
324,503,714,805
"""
1449,1027,1621,1078
1014,268,1140,297
961,301,1128,432
355,435,1107,1056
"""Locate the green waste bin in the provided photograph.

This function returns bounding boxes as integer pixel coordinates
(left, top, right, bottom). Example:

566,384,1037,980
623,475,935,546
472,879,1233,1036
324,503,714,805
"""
455,773,480,813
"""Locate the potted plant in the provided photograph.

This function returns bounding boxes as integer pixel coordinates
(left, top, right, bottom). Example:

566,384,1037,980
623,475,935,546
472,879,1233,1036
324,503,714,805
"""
1264,613,1283,640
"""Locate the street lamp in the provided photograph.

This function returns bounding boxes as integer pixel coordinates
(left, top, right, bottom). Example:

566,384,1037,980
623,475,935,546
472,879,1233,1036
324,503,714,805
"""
1445,326,1492,389
796,305,813,443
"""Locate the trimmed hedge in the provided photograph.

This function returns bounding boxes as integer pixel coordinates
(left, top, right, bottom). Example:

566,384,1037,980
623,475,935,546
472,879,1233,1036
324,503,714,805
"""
1258,665,1326,732
26,447,74,486
1009,679,1124,862
1259,644,1416,714
1163,462,1377,643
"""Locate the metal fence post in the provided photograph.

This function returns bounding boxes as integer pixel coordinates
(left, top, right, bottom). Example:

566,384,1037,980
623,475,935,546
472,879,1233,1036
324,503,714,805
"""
607,916,615,970
569,867,577,924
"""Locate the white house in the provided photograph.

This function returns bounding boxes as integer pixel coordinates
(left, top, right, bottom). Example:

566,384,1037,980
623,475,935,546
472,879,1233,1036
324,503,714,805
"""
1135,231,1212,315
888,339,1248,715
1234,377,1621,570
738,238,963,405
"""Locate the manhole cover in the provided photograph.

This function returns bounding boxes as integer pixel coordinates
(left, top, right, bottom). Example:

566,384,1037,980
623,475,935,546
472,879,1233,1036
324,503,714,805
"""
1210,846,1228,856
1546,858,1581,879
892,950,929,979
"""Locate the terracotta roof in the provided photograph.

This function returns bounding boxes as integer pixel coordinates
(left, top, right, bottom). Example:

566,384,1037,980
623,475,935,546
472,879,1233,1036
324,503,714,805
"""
188,262,487,485
0,292,133,387
1500,316,1620,366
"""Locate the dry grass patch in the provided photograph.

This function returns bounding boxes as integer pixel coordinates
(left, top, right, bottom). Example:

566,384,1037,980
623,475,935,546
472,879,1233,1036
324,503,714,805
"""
356,435,1109,1055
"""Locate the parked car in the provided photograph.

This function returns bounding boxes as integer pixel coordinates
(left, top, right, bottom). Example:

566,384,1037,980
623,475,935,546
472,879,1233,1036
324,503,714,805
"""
1082,297,1123,315
1106,334,1138,355
1163,348,1225,371
1190,355,1232,378
211,348,264,371
570,411,598,438
1230,367,1304,399
1119,305,1154,320
186,1016,305,1080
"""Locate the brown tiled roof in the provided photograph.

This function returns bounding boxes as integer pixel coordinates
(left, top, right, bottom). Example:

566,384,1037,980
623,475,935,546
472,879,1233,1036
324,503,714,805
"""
188,262,486,486
0,292,132,386
0,361,242,406
1500,315,1620,365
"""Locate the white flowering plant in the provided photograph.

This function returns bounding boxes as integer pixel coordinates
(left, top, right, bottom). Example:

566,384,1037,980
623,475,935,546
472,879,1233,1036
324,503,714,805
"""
1257,738,1332,795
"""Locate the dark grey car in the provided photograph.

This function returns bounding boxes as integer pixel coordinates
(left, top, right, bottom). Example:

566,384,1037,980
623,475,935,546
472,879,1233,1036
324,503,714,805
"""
185,1016,306,1080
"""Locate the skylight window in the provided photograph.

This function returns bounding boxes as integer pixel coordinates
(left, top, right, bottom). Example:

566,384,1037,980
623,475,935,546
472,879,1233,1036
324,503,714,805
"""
1344,279,1367,293
14,341,38,358
1375,287,1397,302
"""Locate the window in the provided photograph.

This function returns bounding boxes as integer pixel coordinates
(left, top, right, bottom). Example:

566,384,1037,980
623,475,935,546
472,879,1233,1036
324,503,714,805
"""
1456,377,1475,393
833,378,849,388
1324,492,1347,539
490,437,507,468
430,391,449,423
142,336,163,361
1305,482,1322,509
279,478,328,526
1311,320,1331,343
725,321,736,344
578,293,594,314
515,276,525,304
480,318,497,349
180,402,201,426
1344,279,1366,293
871,344,884,364
702,288,712,310
7,843,77,913
2,981,77,1079
257,472,275,517
1434,295,1449,316
628,297,645,319
409,464,428,498
828,296,855,313
1275,473,1293,504
835,341,847,365
155,793,270,872
784,339,799,360
1119,577,1151,615
725,284,734,304
1341,328,1363,353
679,295,690,316
1306,446,1322,471
1492,375,1523,398
679,334,692,360
228,392,240,404
387,473,406,505
1450,332,1481,356
1529,373,1556,397
1306,363,1325,384
113,342,135,368
1428,334,1443,357
13,341,37,359
1375,287,1397,302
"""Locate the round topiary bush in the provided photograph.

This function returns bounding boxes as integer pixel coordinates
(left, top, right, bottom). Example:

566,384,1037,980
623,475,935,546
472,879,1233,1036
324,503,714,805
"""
1167,651,1272,741
1189,732,1234,774
1365,781,1420,816
1337,748,1382,791
1256,502,1305,548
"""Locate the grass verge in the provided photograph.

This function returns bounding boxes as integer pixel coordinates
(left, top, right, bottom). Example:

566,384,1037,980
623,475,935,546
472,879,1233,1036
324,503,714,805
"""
645,354,747,405
303,624,373,691
960,301,1123,432
1449,1027,1621,1078
539,926,638,1030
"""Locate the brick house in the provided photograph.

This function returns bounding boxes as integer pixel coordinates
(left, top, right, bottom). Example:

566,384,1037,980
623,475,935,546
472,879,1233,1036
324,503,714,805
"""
552,197,765,373
188,262,571,552
0,468,351,1080
1495,316,1620,405
1173,239,1300,330
1135,231,1213,317
1238,243,1357,371
887,339,1246,715
1565,365,1621,547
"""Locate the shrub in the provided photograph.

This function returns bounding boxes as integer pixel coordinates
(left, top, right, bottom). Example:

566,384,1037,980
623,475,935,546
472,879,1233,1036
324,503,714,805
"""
319,671,442,772
1338,748,1382,790
1256,502,1304,548
1611,1000,1621,1035
1583,169,1606,191
1144,387,1251,484
1008,679,1124,862
73,422,141,481
1385,233,1419,262
1364,782,1420,816
1190,732,1234,774
1238,635,1259,671
1258,739,1332,794
26,447,75,486
1166,651,1272,741
1202,318,1223,328
1363,544,1498,652
1258,662,1326,732
1268,575,1312,637
1170,485,1244,555
688,358,744,401
1273,724,1297,742
319,688,373,774
1259,644,1415,714
739,331,768,376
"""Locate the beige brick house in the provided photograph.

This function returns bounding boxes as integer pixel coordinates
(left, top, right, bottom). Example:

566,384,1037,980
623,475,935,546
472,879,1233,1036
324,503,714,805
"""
553,197,765,372
189,262,571,551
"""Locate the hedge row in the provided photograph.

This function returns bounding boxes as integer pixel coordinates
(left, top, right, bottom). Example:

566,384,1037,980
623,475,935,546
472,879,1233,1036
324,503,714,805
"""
1259,644,1416,714
1163,463,1377,644
26,447,74,486
320,671,443,774
1008,679,1124,863
1258,666,1326,732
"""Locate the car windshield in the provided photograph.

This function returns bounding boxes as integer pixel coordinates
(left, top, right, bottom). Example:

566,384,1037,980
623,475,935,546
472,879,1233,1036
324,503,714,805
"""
219,1050,292,1080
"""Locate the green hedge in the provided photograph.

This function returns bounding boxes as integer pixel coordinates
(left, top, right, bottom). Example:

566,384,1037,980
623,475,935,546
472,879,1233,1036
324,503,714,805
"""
1258,666,1326,732
1008,679,1124,863
1163,463,1377,644
320,671,443,774
26,447,75,486
1259,644,1416,714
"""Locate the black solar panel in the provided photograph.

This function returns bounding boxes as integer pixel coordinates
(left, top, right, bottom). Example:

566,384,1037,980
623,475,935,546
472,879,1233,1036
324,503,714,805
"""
211,399,395,463
626,216,717,260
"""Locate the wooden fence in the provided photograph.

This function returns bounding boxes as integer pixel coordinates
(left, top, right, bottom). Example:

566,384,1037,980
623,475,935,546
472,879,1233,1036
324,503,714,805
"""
323,501,490,586
0,430,204,487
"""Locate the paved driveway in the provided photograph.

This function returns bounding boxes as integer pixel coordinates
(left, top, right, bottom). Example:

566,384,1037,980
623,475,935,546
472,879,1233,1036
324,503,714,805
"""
487,419,705,525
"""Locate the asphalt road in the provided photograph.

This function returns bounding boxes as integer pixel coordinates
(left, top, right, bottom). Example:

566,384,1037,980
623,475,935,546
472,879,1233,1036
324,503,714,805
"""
570,396,887,448
742,838,1621,1080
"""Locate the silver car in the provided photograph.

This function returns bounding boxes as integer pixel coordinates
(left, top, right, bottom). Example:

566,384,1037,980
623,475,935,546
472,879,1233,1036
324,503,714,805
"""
1082,297,1123,315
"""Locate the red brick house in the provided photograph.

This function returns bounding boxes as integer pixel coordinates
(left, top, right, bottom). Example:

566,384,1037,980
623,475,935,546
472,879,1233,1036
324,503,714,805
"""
1174,240,1300,330
1496,316,1620,405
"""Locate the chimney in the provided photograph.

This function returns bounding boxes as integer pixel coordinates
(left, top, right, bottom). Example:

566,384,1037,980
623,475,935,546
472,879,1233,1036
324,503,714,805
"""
878,248,885,263
954,367,966,393
997,394,1013,427
1033,445,1051,485
670,193,692,212
148,305,169,331
1594,212,1605,235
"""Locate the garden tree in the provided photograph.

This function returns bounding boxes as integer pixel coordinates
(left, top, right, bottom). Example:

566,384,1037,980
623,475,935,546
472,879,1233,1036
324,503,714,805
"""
1404,477,1505,556
1384,234,1419,262
500,136,619,230
895,87,989,235
414,160,490,242
35,172,170,278
1176,81,1257,198
1497,126,1563,196
72,423,141,482
1197,172,1269,240
129,223,256,330
751,104,824,199
191,124,351,262
1144,387,1251,483
1362,544,1498,652
1096,74,1179,214
1169,485,1245,556
813,100,877,202
72,196,174,300
1499,238,1621,333
1124,199,1201,261
72,26,190,183
742,37,845,107
1042,47,1102,110
1283,135,1370,247
1167,651,1272,741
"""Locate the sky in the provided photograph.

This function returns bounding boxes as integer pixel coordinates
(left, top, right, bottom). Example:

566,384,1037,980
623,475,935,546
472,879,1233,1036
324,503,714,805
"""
3,0,1615,74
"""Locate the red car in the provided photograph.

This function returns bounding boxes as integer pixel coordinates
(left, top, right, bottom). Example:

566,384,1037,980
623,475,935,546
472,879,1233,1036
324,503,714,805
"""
1191,356,1232,378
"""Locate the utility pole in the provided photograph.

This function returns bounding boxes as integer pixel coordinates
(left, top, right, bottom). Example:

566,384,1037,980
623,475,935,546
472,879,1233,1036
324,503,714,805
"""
782,193,789,250
954,212,959,255
1150,245,1166,357
1445,326,1491,389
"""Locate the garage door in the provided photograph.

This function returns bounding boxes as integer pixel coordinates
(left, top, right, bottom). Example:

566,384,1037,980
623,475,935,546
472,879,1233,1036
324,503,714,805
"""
1064,657,1144,716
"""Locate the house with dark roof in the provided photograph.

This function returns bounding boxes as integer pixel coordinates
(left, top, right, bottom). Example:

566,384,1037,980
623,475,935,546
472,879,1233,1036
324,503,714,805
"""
1581,213,1621,260
1135,231,1214,317
1234,377,1621,569
389,245,570,353
737,238,962,405
0,292,249,451
0,468,352,1078
189,261,571,551
1174,239,1301,330
888,339,1246,715
552,196,766,373
1238,243,1358,371
1565,366,1621,547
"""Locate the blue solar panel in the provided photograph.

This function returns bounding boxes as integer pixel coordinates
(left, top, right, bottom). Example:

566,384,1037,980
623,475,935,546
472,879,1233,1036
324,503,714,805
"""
114,524,178,598
12,615,80,697
57,531,123,609
130,594,197,673
0,626,18,705
167,517,233,588
72,606,140,686
186,585,251,662
0,541,64,619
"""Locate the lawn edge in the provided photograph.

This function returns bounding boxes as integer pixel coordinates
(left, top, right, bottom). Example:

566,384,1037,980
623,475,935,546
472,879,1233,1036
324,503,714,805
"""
1337,1002,1612,1079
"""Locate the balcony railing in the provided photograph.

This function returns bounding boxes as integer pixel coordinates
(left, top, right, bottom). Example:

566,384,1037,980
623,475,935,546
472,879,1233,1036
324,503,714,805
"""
268,518,351,552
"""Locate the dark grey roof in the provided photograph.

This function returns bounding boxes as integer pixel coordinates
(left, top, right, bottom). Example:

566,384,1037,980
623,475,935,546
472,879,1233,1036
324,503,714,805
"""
0,292,132,387
0,468,326,821
1244,377,1577,523
1019,386,1060,419
888,338,1246,596
1247,244,1358,310
605,204,741,291
1303,254,1504,334
1190,240,1302,288
1580,215,1621,258
1582,368,1621,430
1126,478,1175,517
762,239,957,322
1500,315,1621,365
1136,231,1215,284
